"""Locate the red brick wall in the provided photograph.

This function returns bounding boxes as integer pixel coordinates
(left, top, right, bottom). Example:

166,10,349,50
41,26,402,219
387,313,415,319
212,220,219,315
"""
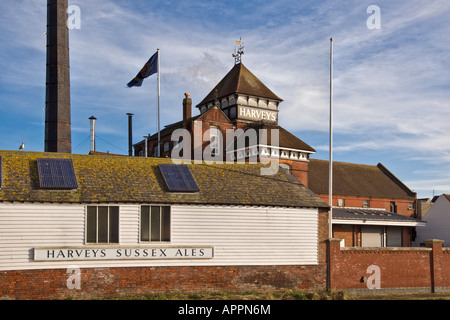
0,264,328,300
328,239,450,292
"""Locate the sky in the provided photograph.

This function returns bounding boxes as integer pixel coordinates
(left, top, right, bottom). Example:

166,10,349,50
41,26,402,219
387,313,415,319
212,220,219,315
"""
0,0,449,199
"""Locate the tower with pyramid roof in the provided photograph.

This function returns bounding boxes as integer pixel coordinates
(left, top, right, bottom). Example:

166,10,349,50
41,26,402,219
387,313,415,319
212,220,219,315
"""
196,41,283,125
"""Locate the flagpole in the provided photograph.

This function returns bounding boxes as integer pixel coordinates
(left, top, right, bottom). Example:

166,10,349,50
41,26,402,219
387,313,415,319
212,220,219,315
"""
329,37,333,239
157,48,161,157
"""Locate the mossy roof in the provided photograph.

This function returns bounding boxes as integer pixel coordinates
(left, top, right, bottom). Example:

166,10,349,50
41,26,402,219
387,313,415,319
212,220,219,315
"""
0,151,328,208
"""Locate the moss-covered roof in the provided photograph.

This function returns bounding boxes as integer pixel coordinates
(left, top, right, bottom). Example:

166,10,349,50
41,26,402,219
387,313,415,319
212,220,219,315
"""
0,151,328,208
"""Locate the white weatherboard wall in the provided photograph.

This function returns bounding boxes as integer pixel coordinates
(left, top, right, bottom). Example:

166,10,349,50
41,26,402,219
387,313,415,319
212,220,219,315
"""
0,203,318,271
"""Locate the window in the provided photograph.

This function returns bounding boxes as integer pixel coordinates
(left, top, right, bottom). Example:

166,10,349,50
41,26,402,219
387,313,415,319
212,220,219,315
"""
86,206,119,243
390,201,397,213
164,141,170,152
153,145,160,157
338,199,345,207
209,126,220,156
408,202,414,210
141,206,171,242
363,200,370,208
229,107,236,119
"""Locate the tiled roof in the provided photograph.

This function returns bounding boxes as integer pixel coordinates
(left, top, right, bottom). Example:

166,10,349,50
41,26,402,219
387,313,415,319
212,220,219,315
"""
332,207,422,224
197,63,283,108
308,159,416,200
0,151,328,208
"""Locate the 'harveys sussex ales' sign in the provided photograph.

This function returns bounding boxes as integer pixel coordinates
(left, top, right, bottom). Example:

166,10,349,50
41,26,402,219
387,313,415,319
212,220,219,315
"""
34,247,214,261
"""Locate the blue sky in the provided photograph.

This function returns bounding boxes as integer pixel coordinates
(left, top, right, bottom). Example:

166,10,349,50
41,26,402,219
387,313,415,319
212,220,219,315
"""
0,1,450,199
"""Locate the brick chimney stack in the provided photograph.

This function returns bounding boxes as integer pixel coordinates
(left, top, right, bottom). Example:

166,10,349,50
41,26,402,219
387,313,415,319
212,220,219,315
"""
183,93,192,128
45,0,72,153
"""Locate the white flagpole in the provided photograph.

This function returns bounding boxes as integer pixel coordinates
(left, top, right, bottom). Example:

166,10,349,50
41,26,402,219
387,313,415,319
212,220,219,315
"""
329,38,333,239
157,48,161,157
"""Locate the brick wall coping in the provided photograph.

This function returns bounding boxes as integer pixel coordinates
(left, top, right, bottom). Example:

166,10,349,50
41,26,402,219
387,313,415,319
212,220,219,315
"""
327,238,450,252
340,247,431,252
423,239,444,244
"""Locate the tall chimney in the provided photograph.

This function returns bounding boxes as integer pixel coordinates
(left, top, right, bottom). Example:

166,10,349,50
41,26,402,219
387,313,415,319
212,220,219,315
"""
183,93,192,128
89,116,96,153
45,0,72,153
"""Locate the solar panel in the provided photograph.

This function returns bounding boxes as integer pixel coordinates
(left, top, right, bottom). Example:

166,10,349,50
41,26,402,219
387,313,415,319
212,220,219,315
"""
37,158,78,189
158,164,200,193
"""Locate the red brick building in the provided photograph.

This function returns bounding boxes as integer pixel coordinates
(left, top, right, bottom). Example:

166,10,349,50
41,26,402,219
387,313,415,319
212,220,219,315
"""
308,159,423,247
133,59,423,248
134,62,316,188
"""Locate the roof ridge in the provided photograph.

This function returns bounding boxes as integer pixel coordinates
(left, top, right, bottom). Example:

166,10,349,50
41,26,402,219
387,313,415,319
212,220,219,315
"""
310,158,378,168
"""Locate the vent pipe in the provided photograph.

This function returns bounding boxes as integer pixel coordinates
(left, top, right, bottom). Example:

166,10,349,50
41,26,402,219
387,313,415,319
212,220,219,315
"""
89,116,96,153
127,113,134,156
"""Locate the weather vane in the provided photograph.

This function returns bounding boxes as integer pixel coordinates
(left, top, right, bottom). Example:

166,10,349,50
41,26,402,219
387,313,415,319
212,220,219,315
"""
232,38,245,65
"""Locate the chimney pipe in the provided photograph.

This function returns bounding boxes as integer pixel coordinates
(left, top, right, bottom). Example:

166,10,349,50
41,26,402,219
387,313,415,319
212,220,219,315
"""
45,0,72,153
127,113,134,156
183,93,192,128
89,116,96,153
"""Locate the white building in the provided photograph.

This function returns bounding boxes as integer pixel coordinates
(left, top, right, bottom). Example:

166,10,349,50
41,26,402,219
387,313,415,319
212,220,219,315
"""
0,151,329,299
415,194,450,246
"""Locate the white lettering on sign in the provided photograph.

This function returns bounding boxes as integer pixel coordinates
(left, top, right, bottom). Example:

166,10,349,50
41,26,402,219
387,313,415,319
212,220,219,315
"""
34,247,214,261
238,106,277,122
